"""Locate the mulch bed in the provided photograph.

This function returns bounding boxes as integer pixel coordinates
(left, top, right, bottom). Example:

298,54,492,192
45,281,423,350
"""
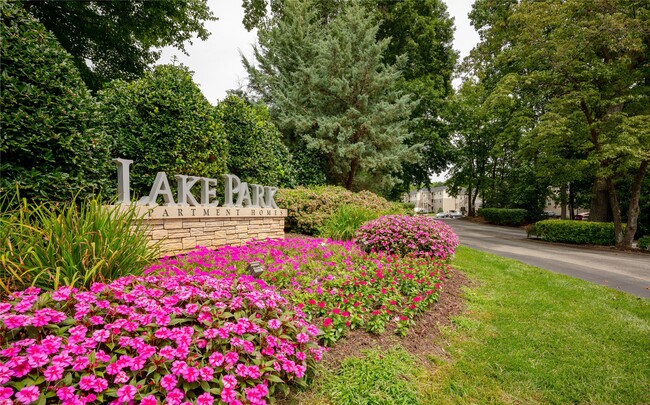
321,268,473,369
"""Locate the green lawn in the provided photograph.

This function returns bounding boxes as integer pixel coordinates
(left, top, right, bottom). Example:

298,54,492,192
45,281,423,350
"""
288,246,650,404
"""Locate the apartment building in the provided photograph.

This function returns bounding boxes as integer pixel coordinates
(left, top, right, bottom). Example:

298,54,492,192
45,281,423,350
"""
404,186,481,214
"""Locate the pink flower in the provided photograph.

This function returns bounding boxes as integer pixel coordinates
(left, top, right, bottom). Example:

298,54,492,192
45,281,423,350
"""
56,386,76,401
267,319,281,329
224,352,239,365
296,333,309,343
92,378,108,393
199,366,214,381
0,387,13,400
114,371,129,384
166,388,184,405
16,386,39,404
160,374,178,390
116,385,136,403
0,365,11,384
196,392,214,405
222,374,237,389
141,395,157,405
247,365,261,379
181,366,199,382
220,388,236,403
171,360,187,376
208,352,224,367
79,375,96,390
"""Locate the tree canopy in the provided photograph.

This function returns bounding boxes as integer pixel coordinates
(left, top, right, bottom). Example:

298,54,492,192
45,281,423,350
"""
23,0,215,90
453,0,650,247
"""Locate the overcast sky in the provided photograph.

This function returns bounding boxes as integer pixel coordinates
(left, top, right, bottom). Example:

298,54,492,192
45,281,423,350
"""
159,0,480,105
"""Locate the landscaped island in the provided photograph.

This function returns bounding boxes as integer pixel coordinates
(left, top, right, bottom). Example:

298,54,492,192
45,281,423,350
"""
0,215,459,405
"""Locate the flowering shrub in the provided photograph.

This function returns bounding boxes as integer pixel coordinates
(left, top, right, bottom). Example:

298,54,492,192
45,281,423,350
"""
275,186,408,235
147,238,451,344
0,275,324,405
356,215,459,259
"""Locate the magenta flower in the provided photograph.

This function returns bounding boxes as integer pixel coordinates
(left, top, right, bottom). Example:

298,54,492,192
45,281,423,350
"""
196,392,214,405
0,387,12,400
222,374,237,389
56,386,76,401
220,387,236,403
16,385,39,404
141,395,157,405
116,384,136,403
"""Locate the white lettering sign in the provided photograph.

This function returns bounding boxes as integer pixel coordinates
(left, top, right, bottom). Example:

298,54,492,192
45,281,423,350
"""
113,158,280,209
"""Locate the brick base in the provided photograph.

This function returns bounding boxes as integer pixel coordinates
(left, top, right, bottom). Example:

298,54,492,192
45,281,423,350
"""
143,216,285,257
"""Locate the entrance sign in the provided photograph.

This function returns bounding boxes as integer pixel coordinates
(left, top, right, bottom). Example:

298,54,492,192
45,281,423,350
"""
113,158,279,209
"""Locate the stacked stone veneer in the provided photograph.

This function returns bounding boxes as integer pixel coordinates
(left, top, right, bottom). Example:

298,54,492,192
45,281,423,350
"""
119,206,287,257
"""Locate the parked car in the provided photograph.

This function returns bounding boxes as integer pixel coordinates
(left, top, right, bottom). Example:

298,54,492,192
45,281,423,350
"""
543,210,560,218
449,212,464,219
436,212,450,218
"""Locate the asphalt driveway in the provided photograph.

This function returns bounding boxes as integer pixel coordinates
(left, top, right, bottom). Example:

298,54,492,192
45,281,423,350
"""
442,219,650,298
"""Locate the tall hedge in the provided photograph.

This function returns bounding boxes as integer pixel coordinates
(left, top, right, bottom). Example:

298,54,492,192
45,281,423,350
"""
215,95,295,186
0,2,111,202
98,65,227,199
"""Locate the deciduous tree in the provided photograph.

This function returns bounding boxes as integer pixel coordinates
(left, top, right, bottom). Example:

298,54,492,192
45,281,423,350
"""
23,0,215,90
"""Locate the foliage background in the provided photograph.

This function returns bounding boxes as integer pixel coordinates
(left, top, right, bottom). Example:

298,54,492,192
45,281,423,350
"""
0,2,112,203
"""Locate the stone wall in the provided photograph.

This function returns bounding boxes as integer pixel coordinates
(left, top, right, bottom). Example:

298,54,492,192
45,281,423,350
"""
116,206,287,257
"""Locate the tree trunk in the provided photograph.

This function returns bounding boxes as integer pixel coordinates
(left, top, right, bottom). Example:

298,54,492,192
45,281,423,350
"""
590,177,611,222
623,160,649,247
569,183,575,220
345,158,359,190
560,183,568,219
605,178,623,247
470,185,477,217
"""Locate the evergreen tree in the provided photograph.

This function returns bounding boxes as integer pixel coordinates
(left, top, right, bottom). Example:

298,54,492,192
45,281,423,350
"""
245,0,417,192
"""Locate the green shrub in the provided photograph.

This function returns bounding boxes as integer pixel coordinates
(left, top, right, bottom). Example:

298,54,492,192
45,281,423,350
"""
0,2,111,203
99,65,227,199
0,196,159,293
216,95,296,186
319,205,378,240
535,220,625,246
638,236,650,250
276,186,401,235
478,208,528,226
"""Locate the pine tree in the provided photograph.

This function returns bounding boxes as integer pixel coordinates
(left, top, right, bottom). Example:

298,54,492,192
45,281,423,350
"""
245,0,417,192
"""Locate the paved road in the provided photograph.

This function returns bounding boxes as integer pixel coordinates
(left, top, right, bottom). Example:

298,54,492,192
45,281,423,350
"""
441,219,650,298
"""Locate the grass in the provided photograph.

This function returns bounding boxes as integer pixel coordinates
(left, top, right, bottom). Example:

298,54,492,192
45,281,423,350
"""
284,246,650,404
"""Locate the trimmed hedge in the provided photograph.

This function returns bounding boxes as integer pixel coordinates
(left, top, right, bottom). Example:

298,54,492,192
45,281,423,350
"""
276,186,409,235
215,95,296,187
99,65,227,199
478,208,528,226
535,220,625,246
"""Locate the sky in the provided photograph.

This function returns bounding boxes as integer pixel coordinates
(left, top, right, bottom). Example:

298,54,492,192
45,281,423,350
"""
159,0,480,105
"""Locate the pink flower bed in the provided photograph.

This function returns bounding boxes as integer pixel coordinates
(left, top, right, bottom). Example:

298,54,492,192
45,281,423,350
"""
147,238,452,343
356,215,459,259
0,275,324,405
